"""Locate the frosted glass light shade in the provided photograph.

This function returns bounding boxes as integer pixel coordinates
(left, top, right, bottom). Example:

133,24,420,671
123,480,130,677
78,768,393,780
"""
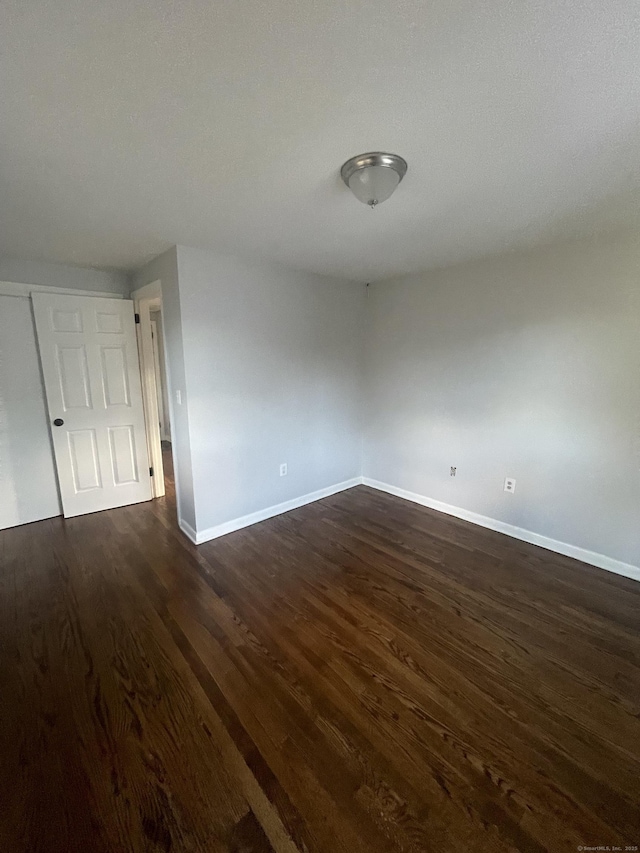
348,165,400,206
340,152,407,207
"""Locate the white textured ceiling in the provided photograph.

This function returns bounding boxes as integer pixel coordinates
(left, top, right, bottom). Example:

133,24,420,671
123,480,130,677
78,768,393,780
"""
1,0,640,281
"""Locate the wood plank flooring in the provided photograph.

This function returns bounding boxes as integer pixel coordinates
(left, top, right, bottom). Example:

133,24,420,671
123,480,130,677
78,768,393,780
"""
1,475,639,852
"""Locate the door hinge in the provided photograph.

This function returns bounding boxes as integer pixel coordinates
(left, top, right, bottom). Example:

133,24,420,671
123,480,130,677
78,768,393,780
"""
149,466,154,477
135,313,140,324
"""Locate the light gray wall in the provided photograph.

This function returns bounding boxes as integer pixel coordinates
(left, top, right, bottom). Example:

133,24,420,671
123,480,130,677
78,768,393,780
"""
176,246,365,535
131,247,196,529
0,255,128,294
363,234,640,567
0,295,61,529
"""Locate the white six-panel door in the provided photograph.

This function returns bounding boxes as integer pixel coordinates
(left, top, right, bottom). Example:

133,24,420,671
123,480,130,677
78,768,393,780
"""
32,293,152,518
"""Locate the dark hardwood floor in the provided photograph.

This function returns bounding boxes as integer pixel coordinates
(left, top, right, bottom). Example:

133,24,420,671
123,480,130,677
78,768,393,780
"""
1,475,639,852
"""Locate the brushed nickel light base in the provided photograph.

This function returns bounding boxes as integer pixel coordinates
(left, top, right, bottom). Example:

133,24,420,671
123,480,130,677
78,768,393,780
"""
340,152,408,208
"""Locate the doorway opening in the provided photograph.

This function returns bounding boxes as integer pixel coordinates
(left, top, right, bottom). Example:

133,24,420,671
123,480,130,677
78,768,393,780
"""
150,307,174,494
132,281,173,498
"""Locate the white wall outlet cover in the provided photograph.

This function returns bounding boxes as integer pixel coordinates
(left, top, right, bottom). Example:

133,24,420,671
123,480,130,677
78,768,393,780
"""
504,477,516,493
450,466,456,476
279,463,287,477
175,389,182,405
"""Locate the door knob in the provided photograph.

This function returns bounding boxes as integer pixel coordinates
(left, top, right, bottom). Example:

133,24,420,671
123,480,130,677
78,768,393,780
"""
53,418,64,427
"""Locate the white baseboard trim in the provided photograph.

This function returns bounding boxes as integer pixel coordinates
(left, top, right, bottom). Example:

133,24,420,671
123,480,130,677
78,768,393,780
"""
362,478,640,584
178,518,198,545
189,477,363,545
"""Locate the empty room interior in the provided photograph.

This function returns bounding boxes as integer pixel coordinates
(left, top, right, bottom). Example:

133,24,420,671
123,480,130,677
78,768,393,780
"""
1,1,639,851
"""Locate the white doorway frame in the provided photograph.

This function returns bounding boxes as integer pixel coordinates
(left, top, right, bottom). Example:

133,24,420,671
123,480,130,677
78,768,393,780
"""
131,280,167,498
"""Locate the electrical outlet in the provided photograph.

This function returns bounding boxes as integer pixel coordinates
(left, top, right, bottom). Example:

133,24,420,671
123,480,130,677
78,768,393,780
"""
279,463,287,477
450,466,456,477
504,477,516,494
175,389,182,405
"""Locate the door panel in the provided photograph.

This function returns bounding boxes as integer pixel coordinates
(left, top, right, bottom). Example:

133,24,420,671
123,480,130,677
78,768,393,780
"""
51,307,83,333
100,346,130,406
108,425,139,484
68,429,101,491
32,293,152,518
58,345,92,409
96,310,123,334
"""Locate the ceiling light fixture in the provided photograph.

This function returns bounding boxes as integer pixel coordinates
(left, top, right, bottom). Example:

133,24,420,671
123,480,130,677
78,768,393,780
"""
340,152,407,208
